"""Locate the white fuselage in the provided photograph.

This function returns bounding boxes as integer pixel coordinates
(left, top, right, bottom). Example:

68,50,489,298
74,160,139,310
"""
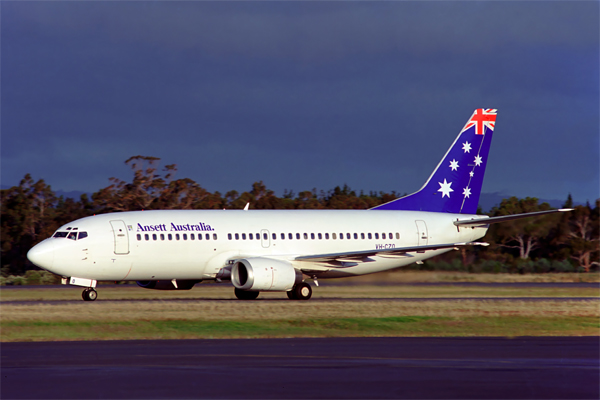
29,209,487,282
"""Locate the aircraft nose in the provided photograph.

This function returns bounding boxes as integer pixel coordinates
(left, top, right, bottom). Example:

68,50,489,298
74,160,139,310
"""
27,240,55,271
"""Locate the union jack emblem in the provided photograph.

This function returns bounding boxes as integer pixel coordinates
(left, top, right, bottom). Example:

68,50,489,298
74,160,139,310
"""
461,108,497,135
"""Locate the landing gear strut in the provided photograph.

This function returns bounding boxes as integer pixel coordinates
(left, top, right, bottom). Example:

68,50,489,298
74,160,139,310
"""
234,288,260,300
82,287,98,302
287,282,312,300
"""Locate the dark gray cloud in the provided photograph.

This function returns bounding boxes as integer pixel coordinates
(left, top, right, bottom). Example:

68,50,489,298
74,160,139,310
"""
2,1,598,203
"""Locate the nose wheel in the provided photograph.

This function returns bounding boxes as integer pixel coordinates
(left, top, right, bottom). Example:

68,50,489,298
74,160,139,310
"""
82,288,98,301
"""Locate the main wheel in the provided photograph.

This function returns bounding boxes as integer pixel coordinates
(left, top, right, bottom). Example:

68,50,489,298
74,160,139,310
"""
82,288,98,302
234,288,260,300
292,282,312,300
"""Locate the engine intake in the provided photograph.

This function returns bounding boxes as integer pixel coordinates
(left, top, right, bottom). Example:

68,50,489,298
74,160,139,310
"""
231,258,302,291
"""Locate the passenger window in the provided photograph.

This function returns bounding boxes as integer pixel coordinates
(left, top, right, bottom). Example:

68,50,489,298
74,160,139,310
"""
354,233,358,239
235,233,239,240
78,232,88,240
368,233,372,239
281,233,285,240
198,234,203,240
318,233,322,240
304,233,308,240
213,234,217,240
389,233,392,239
257,233,261,240
375,233,379,240
288,233,293,240
249,233,253,240
242,233,246,240
263,233,268,240
161,234,165,241
382,233,386,239
153,234,157,240
144,234,149,241
346,233,351,239
296,233,300,240
332,233,337,239
361,233,365,239
206,234,210,240
175,234,180,241
137,234,141,241
168,234,173,241
183,234,187,240
228,234,232,240
339,233,344,240
310,233,315,240
396,233,400,239
191,234,195,240
272,233,276,240
325,233,329,240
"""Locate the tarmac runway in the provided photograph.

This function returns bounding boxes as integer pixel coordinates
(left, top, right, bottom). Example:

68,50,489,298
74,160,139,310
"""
2,337,598,399
2,297,598,306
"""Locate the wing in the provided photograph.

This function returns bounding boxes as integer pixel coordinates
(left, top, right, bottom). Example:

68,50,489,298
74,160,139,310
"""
294,242,489,271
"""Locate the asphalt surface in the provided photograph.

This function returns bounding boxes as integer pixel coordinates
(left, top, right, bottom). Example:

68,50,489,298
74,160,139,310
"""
2,337,598,399
2,297,598,306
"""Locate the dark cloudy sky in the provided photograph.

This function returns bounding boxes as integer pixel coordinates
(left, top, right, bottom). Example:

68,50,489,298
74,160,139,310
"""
2,1,598,204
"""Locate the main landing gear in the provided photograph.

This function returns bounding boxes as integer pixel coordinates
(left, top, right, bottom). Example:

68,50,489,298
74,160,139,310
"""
82,287,98,301
287,282,312,300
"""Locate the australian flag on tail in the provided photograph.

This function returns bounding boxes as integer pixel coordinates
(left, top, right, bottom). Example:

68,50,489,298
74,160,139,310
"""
371,109,497,214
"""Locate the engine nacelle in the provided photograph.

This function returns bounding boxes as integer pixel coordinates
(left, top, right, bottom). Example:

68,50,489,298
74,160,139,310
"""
231,258,302,291
136,280,200,290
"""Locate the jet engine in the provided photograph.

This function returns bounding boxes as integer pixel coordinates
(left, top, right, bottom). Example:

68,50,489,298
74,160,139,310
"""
231,258,302,291
136,280,200,290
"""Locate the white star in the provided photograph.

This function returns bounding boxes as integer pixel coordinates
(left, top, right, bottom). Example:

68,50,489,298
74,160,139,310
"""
469,171,474,177
474,155,483,166
462,141,472,153
463,187,472,198
449,159,459,171
437,179,454,198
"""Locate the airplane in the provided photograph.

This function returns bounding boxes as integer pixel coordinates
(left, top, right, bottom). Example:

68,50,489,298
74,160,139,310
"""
27,109,571,301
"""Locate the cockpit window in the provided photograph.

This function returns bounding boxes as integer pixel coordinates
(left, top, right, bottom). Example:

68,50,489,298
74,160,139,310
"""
78,232,88,240
67,232,77,240
53,232,69,238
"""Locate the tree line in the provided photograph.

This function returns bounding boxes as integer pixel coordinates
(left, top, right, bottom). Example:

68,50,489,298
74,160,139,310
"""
1,156,598,278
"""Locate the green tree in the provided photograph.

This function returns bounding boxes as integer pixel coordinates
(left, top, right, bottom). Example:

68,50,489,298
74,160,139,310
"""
92,156,175,211
489,197,560,259
565,201,599,272
1,174,59,275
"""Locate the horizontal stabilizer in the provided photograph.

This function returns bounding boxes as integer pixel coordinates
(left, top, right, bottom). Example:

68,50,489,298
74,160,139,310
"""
296,242,489,265
454,208,574,227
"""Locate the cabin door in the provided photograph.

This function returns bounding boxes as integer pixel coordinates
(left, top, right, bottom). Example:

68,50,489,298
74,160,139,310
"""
415,220,428,246
260,229,271,248
110,220,130,255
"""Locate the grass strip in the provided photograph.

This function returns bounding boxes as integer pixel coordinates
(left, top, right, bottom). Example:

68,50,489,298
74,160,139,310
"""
2,316,598,342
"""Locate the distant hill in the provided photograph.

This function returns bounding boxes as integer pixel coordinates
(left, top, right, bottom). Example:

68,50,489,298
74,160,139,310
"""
0,185,90,201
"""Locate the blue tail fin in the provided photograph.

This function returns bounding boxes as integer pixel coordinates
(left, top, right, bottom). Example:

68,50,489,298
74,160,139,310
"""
372,109,497,214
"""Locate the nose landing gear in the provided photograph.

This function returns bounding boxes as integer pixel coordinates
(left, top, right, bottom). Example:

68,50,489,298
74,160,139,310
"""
82,287,98,301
